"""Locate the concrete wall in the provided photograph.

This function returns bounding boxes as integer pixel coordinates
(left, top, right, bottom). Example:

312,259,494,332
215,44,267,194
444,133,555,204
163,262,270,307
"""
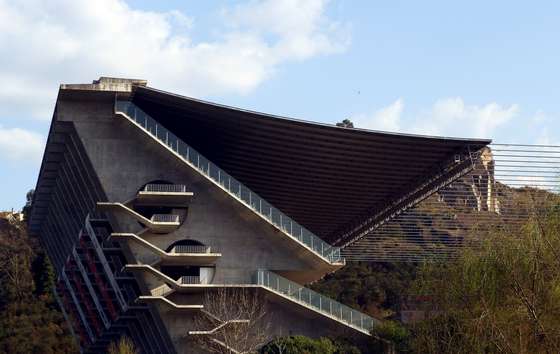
58,95,331,283
56,94,365,353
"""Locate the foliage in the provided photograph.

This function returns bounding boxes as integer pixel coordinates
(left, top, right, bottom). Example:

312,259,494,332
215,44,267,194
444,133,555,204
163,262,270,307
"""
312,262,418,317
0,217,77,353
32,251,56,300
371,321,409,352
108,336,138,354
261,335,361,354
22,189,34,221
409,193,560,354
336,119,354,128
0,300,76,354
0,219,35,305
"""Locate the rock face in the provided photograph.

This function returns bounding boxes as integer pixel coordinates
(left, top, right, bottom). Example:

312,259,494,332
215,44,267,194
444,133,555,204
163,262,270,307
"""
438,147,500,214
470,147,501,214
0,211,25,223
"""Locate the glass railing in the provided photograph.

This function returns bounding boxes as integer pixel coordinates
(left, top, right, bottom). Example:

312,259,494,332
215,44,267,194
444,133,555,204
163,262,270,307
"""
115,101,343,264
255,270,378,334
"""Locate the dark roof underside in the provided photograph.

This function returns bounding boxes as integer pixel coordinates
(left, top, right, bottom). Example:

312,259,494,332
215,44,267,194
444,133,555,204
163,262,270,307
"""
132,86,490,244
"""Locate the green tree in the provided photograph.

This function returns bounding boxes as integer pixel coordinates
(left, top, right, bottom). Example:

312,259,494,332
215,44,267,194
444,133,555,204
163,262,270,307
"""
261,335,361,354
32,252,56,301
22,189,34,221
312,262,418,318
0,218,77,353
0,300,77,354
336,119,354,128
410,192,560,354
0,231,35,304
371,321,410,353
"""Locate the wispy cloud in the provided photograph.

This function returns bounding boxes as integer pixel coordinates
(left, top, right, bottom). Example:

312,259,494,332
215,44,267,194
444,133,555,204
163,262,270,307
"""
531,110,560,146
416,97,519,138
0,126,45,163
352,97,518,139
352,98,403,132
0,0,349,121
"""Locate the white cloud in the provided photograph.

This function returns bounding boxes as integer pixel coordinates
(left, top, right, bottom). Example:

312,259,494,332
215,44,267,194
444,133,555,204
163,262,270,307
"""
416,97,519,138
0,126,45,162
351,98,403,131
226,0,349,61
530,110,560,146
0,0,348,121
352,97,518,138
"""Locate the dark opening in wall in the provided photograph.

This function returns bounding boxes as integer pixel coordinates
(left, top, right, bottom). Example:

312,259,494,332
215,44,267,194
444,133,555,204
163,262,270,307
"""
133,180,174,219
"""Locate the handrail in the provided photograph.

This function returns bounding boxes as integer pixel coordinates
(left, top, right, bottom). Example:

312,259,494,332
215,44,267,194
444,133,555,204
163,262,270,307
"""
138,296,203,310
180,276,201,285
171,245,213,254
151,214,180,223
115,101,342,264
255,270,378,334
144,184,187,193
128,265,376,335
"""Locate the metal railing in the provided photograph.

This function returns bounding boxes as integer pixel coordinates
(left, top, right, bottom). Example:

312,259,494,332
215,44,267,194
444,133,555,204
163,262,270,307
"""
180,276,201,284
255,270,378,334
171,245,213,254
116,101,342,264
151,214,180,223
144,184,187,193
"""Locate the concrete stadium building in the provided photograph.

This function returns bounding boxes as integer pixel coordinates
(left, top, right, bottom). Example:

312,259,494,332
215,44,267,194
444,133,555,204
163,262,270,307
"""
28,77,490,353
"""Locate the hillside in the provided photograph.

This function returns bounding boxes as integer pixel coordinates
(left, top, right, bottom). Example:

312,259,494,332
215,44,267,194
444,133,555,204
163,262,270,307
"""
314,149,559,320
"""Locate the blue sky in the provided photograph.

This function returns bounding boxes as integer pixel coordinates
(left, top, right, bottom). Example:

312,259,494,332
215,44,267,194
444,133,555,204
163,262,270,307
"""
1,0,559,210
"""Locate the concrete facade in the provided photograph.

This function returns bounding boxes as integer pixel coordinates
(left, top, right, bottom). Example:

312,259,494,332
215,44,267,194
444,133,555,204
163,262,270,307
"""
31,78,378,353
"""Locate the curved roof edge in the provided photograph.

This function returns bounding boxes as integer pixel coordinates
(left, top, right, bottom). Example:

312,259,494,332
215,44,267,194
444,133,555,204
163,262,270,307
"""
134,85,492,145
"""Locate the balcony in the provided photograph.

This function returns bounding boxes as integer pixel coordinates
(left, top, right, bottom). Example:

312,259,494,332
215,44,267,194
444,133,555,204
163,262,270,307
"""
97,202,180,233
170,245,212,254
136,183,193,207
124,264,252,294
138,284,202,311
180,276,202,284
151,214,180,224
111,233,221,265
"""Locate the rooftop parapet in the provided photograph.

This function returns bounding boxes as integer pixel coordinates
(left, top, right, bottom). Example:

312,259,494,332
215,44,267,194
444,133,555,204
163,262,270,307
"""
60,76,147,93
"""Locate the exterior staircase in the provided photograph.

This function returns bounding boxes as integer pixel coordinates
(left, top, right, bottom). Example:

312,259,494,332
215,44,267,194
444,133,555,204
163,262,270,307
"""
111,233,221,265
125,264,378,336
114,101,343,265
97,202,180,233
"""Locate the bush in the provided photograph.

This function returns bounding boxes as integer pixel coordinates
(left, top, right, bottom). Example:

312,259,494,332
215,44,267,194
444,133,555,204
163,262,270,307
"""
371,321,410,353
261,335,361,354
372,321,408,344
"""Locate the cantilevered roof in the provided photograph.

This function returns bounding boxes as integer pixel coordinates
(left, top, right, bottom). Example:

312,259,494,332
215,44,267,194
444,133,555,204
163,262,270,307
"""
132,86,491,246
